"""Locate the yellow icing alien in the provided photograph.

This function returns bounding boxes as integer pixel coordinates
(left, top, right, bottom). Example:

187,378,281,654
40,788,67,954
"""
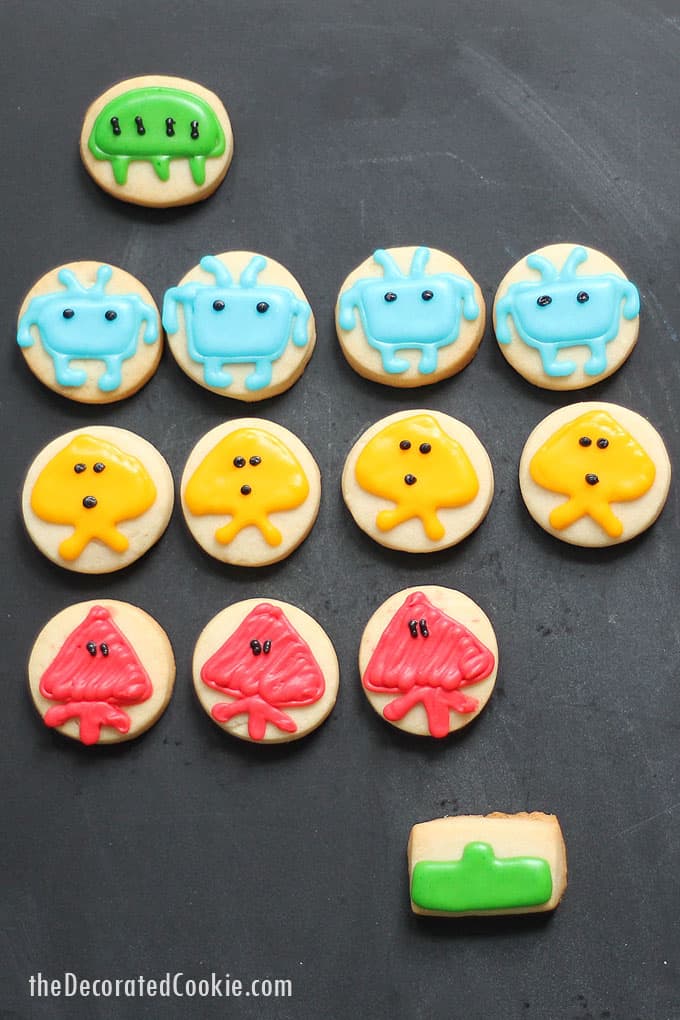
354,414,479,541
184,427,310,546
30,434,157,561
529,410,656,538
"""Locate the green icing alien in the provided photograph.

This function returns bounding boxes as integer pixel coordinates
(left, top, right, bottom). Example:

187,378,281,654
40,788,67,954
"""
88,86,226,186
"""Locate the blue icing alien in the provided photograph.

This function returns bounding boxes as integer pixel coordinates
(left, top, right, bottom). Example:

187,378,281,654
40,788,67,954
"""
495,246,640,378
17,266,158,393
337,247,480,375
162,255,311,392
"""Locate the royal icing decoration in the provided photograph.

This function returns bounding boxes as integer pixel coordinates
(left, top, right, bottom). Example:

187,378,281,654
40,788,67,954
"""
39,606,152,745
162,255,311,391
362,591,495,738
529,410,656,538
411,842,553,913
200,603,325,740
17,266,158,393
30,434,157,561
495,246,639,378
337,247,479,375
88,85,226,186
183,427,309,546
354,413,479,540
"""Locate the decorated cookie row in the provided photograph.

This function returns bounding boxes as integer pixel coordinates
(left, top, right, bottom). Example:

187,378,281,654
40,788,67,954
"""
21,403,670,574
29,586,495,746
17,242,639,404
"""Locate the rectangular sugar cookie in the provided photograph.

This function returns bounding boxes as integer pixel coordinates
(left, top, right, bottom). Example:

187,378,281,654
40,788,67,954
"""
408,812,567,917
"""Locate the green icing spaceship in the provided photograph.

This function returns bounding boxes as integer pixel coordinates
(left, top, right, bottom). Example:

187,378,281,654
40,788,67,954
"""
411,841,552,912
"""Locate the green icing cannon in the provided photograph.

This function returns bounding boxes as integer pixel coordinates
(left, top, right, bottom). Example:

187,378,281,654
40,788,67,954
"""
411,841,553,912
88,86,226,187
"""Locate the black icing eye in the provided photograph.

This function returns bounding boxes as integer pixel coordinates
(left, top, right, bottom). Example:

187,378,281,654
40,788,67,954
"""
86,642,97,657
110,116,121,136
384,292,397,302
93,462,106,473
250,639,262,655
577,291,590,304
404,474,417,485
249,456,261,466
419,443,432,454
585,473,599,486
537,295,552,307
135,116,145,135
263,640,271,654
100,643,109,657
240,484,252,495
421,290,434,301
399,440,411,450
256,302,269,313
213,299,225,311
190,120,200,139
165,117,175,137
62,308,75,319
597,438,609,449
104,310,117,321
74,463,86,473
578,436,592,447
233,456,246,468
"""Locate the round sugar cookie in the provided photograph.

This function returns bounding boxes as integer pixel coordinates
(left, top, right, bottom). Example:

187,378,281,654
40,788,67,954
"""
80,75,233,207
342,409,493,552
335,245,485,387
22,426,174,573
519,402,671,547
193,599,339,743
359,586,498,738
181,419,320,566
493,243,640,390
163,252,316,401
17,261,162,403
28,599,175,745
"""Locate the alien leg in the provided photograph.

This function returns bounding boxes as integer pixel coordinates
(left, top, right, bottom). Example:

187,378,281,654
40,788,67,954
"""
52,354,87,388
58,528,94,561
549,498,586,531
203,358,233,388
245,359,273,392
583,340,608,376
539,345,576,378
417,345,439,374
188,156,207,186
376,343,411,374
586,501,624,539
98,357,124,393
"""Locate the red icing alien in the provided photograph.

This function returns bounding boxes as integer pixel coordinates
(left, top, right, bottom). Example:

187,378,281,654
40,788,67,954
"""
39,605,152,745
362,591,495,738
200,603,325,740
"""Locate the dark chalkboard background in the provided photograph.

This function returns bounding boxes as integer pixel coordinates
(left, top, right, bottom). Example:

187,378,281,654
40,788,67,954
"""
2,1,679,1018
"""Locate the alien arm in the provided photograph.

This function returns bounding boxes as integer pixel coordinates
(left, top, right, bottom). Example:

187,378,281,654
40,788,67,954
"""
161,285,198,334
337,285,361,330
131,294,160,344
458,276,480,321
291,298,312,346
493,293,515,343
17,294,53,347
620,279,641,320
